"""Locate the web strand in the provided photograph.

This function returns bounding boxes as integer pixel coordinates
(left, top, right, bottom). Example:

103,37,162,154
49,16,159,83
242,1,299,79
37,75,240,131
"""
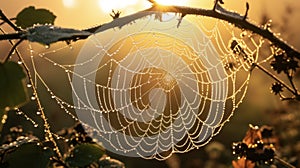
20,14,265,160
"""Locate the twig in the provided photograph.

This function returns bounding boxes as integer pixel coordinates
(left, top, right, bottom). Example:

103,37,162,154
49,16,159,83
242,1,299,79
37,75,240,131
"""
4,38,24,62
1,26,63,158
0,10,21,31
274,156,296,168
20,51,62,159
0,32,24,40
213,0,224,11
20,54,63,159
213,0,218,11
287,74,297,94
145,4,300,60
84,10,157,33
0,28,22,63
253,63,298,96
244,2,249,20
0,17,16,26
110,10,121,20
0,4,300,61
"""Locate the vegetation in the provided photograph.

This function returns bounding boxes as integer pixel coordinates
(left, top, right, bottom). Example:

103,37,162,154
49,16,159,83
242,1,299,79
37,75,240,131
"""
0,0,299,167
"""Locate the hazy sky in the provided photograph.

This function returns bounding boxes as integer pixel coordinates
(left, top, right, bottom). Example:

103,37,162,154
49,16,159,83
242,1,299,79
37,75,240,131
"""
1,0,300,108
1,0,300,46
1,1,300,161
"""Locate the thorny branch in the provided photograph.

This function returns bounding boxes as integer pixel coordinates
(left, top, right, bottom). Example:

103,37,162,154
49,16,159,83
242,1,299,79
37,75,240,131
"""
1,1,299,100
252,63,298,97
0,22,63,160
0,1,300,60
1,0,300,163
0,10,20,31
1,0,300,98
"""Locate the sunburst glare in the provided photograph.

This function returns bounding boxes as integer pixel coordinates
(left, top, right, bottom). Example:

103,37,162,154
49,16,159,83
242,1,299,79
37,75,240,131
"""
62,0,76,8
155,0,188,6
98,0,138,13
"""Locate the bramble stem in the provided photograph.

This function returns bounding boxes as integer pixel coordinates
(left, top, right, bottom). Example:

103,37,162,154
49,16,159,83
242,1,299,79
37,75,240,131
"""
275,156,296,168
288,74,298,94
0,3,299,61
253,63,298,97
4,38,24,62
0,27,62,159
0,10,21,31
145,4,300,60
18,49,63,159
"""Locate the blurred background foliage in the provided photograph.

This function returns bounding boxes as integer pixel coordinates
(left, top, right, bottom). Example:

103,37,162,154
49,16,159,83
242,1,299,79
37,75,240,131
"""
0,0,300,167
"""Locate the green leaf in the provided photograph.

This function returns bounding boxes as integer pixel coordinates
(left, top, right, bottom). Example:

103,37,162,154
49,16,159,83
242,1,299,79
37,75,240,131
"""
0,61,28,110
1,142,53,168
15,6,56,29
66,143,105,167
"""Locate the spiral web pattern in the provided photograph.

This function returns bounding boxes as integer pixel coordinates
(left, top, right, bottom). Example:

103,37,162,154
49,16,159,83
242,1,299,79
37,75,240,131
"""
70,14,254,159
22,14,262,160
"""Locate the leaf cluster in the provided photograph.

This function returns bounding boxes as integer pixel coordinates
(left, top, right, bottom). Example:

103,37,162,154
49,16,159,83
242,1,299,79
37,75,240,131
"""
271,52,299,74
232,125,277,167
0,124,124,168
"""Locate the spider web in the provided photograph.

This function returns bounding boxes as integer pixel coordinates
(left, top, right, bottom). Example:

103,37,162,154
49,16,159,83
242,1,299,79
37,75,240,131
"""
18,13,263,160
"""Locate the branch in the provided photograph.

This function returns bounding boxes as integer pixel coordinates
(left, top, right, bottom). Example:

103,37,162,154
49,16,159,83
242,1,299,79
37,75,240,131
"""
0,3,300,61
0,10,21,31
0,18,16,26
274,156,296,168
144,4,300,60
253,63,298,97
4,38,24,62
0,32,24,40
0,27,23,64
84,10,157,33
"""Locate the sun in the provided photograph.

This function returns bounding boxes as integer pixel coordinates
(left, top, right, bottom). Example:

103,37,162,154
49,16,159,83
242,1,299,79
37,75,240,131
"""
98,0,189,13
155,0,188,6
62,0,76,8
98,0,138,13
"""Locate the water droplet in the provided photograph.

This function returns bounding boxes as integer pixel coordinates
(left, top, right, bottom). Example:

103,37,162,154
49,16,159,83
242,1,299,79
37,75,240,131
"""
27,84,32,88
18,61,23,65
4,107,10,111
36,111,41,115
34,124,38,128
45,45,50,49
31,95,36,100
